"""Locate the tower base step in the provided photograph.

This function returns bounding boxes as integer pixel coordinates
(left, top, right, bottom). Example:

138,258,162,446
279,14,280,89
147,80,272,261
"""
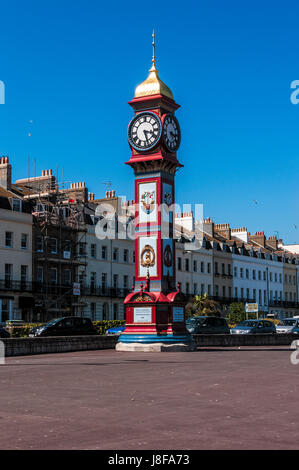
116,342,196,352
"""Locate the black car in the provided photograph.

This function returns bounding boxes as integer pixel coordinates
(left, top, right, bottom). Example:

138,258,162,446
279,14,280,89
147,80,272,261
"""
29,316,97,337
0,326,10,338
186,316,230,334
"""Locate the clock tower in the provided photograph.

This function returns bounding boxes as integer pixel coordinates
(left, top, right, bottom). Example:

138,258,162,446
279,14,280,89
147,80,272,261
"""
116,32,193,352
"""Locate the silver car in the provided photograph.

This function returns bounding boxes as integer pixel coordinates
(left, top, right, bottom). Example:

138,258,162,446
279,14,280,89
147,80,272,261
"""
276,318,299,334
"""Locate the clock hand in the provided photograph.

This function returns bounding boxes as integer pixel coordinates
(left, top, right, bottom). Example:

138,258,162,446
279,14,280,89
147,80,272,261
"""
144,129,153,141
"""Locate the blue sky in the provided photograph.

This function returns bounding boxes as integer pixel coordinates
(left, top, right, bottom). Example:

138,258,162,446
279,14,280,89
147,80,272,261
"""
0,0,299,243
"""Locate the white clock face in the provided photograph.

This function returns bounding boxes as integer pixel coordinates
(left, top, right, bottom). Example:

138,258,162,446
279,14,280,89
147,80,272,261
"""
162,114,181,152
128,112,162,151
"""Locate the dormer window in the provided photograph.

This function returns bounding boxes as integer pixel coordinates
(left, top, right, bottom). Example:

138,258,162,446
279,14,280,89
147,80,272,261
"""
12,198,22,212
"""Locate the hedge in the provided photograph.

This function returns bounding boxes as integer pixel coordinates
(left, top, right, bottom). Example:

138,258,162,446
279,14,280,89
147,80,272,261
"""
5,320,126,338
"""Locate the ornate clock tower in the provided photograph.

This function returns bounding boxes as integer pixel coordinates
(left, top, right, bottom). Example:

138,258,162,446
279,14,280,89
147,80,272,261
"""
116,32,193,352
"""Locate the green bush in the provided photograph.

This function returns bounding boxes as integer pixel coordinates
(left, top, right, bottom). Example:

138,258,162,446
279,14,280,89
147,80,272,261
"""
7,324,44,338
6,320,126,338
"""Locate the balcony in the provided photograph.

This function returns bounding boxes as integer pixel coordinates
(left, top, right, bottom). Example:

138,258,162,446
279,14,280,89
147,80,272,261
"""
268,300,299,309
80,285,131,298
0,279,33,292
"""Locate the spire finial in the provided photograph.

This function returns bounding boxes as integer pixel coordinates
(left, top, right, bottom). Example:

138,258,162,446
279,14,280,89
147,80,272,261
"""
152,29,155,66
150,29,157,71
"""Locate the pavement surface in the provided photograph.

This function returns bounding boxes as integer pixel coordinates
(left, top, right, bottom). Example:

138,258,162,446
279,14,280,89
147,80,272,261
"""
0,346,298,450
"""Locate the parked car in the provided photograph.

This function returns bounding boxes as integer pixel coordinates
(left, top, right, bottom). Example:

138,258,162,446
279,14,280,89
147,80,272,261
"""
276,318,299,334
0,326,10,338
231,319,276,334
105,325,126,336
186,316,230,334
29,317,97,337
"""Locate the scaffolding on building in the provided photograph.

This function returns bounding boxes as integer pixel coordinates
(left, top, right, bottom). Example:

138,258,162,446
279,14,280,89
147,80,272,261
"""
20,174,88,321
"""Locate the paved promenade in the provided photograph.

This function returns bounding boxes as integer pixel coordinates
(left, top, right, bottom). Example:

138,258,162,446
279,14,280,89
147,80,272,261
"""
0,347,298,450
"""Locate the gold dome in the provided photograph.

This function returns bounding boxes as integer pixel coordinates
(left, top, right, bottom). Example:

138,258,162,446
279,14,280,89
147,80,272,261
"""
134,31,174,100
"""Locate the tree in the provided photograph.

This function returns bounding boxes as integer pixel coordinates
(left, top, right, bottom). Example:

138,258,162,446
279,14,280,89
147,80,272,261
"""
191,294,221,317
227,302,245,325
226,302,257,324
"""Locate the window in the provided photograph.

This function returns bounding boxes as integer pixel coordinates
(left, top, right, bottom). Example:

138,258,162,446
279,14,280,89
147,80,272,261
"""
36,266,43,283
246,269,249,279
186,282,190,295
201,283,204,295
193,260,197,272
208,284,211,296
259,289,262,304
194,283,197,294
12,198,22,212
91,303,96,321
234,287,238,298
133,251,135,263
185,259,189,272
88,272,96,287
252,270,256,280
240,268,244,278
258,270,261,281
64,240,71,258
5,264,12,279
21,265,28,282
222,286,226,298
215,262,219,274
123,249,129,262
200,262,204,273
178,257,182,271
275,273,277,282
90,244,96,258
113,274,118,289
50,268,57,284
102,273,107,292
49,238,58,254
228,286,232,298
234,266,238,277
113,247,119,262
263,271,266,281
103,303,109,321
279,273,282,283
79,271,85,284
207,263,211,274
228,264,231,275
240,287,244,299
78,242,86,256
36,236,43,252
124,275,128,289
246,288,250,299
215,285,219,296
5,232,13,248
269,272,273,282
113,304,118,320
253,289,256,301
102,245,107,260
222,263,225,275
63,269,71,286
264,290,267,304
21,233,28,250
